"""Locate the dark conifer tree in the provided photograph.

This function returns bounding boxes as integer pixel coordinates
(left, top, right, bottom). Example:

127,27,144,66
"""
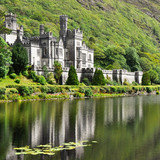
12,43,28,74
66,65,79,85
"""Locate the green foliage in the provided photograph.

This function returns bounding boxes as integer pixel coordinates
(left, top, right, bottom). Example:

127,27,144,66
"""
54,61,62,84
125,47,141,71
18,86,34,96
42,65,48,78
0,87,6,95
12,43,28,74
15,79,20,84
0,37,12,78
46,72,56,85
9,73,17,79
82,77,90,86
73,92,82,98
148,69,158,85
123,79,129,85
29,71,37,81
92,69,105,85
22,70,29,77
142,72,151,85
85,88,93,97
66,66,79,85
139,57,152,72
36,75,46,85
146,87,153,93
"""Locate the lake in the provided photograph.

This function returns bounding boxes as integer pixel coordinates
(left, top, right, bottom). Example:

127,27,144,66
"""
1,95,160,160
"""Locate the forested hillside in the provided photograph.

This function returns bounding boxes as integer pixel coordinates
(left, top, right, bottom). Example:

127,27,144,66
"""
1,0,160,82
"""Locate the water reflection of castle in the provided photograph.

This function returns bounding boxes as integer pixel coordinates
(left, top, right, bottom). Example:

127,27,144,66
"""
6,97,143,160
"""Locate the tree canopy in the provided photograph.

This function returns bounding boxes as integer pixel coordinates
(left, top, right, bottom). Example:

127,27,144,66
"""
0,37,12,78
12,43,28,74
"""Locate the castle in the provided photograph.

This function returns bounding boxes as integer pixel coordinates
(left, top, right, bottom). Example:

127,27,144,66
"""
0,13,143,84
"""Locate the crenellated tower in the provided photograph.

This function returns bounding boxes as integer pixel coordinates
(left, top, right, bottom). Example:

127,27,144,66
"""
59,15,68,43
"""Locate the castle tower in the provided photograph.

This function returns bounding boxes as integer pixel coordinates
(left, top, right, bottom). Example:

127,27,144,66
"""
59,15,68,43
4,13,17,31
40,24,45,36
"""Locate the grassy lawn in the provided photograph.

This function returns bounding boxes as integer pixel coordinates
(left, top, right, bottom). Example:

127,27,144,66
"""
0,75,37,87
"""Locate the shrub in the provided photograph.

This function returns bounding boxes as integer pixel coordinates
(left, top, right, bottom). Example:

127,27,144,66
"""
82,77,90,86
123,79,129,85
46,72,56,85
15,79,20,84
10,73,17,79
85,88,93,97
40,86,49,93
38,93,47,99
22,70,29,77
132,87,139,93
146,87,152,93
79,87,86,93
0,95,7,100
29,71,37,81
156,91,160,95
73,92,82,98
34,88,41,93
37,75,46,85
66,66,79,85
0,87,6,95
100,87,106,93
8,88,18,94
117,87,126,93
7,94,21,101
110,87,117,93
47,86,57,93
142,72,151,85
18,86,33,96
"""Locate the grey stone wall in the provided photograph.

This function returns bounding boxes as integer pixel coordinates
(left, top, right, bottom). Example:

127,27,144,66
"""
34,66,143,85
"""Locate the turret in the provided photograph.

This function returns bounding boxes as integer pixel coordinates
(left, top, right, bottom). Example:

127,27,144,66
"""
59,15,68,42
40,24,45,36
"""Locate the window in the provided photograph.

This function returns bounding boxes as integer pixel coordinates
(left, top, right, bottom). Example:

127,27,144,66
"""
37,61,41,66
37,49,41,57
89,54,91,61
59,48,63,57
77,41,80,46
82,53,86,64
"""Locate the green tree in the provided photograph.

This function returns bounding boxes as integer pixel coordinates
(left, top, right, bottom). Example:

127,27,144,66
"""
148,69,158,85
104,45,130,70
125,47,141,71
0,10,11,34
92,68,105,85
0,37,12,78
140,57,152,72
42,65,48,78
12,43,28,74
142,72,151,85
54,61,62,84
66,66,79,85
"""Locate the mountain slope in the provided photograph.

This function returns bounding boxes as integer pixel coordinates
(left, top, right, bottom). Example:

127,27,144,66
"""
0,0,160,69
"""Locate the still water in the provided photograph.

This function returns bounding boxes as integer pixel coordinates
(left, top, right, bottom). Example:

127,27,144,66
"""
1,95,160,160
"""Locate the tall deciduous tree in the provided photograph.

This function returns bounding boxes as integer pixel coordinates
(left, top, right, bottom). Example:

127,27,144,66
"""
54,61,62,84
12,43,28,74
0,37,12,78
92,68,105,85
66,66,79,85
148,69,158,85
125,47,141,71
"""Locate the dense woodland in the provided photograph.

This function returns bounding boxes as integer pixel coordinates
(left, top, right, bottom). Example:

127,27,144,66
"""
1,0,160,83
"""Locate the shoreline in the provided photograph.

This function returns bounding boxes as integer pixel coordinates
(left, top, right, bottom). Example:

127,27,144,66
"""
0,90,159,103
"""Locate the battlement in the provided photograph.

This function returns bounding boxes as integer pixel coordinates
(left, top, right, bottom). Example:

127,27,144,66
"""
5,13,16,18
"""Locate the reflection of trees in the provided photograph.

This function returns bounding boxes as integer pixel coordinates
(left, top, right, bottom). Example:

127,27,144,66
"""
3,96,160,160
104,97,143,125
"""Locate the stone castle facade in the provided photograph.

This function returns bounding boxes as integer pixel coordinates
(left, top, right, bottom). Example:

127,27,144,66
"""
1,13,143,84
